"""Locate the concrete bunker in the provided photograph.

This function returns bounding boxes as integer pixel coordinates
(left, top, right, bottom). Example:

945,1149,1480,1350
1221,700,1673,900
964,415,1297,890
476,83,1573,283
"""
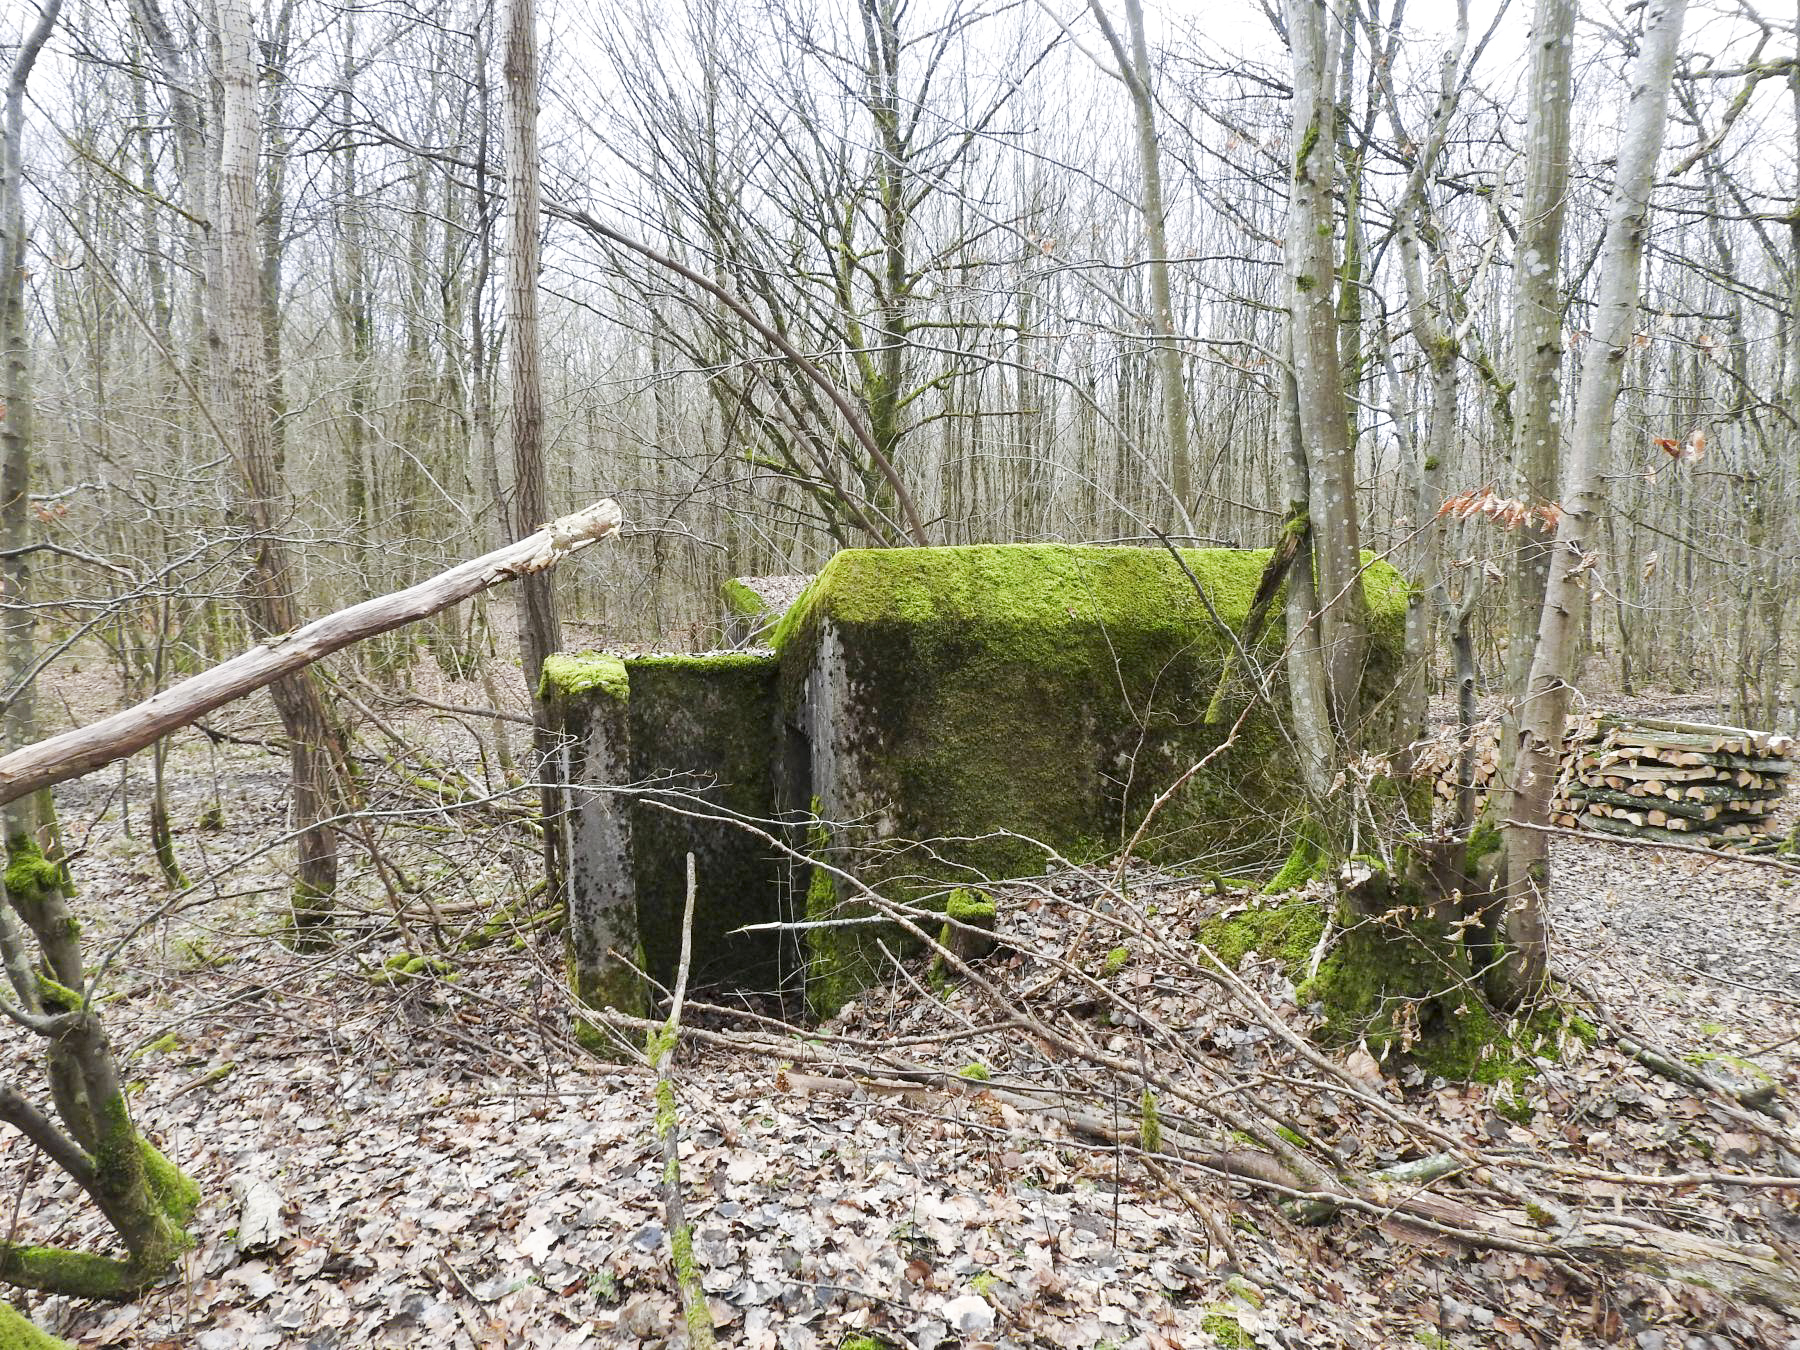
545,544,1408,1016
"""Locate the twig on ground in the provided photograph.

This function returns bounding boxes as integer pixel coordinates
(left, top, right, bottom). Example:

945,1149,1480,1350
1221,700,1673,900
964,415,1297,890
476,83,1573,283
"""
650,853,713,1349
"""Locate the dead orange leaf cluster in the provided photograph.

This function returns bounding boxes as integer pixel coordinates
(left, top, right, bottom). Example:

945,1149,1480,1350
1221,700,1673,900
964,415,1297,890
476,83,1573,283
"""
1436,484,1563,532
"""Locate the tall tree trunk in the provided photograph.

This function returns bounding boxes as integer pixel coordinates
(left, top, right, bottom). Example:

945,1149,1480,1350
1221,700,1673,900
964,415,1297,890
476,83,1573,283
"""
503,0,573,936
334,13,372,562
214,0,346,938
1,0,66,856
1285,0,1367,735
503,0,560,681
1498,0,1689,1004
1499,0,1576,782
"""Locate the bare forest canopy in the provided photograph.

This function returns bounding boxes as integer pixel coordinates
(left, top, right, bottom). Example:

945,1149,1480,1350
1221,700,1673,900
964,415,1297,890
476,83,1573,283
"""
2,0,1794,727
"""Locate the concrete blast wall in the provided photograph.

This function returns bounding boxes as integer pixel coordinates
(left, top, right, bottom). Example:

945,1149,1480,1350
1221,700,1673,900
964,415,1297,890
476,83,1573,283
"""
546,545,1409,1014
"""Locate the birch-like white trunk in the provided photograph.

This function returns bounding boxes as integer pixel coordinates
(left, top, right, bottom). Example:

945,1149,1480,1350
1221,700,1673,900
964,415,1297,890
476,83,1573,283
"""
1500,0,1690,1002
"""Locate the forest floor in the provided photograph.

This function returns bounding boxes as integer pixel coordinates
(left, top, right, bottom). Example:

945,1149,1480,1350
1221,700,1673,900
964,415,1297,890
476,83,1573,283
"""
5,665,1799,1350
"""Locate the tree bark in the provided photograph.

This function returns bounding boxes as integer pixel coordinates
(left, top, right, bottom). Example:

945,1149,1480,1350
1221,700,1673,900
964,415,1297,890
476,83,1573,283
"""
1284,0,1368,734
502,0,574,924
0,0,64,847
1087,0,1193,532
1499,0,1690,1004
213,0,350,938
503,0,560,686
1499,0,1576,783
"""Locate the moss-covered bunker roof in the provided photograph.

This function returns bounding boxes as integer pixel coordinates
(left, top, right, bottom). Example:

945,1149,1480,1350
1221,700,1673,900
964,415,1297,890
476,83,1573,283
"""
539,652,630,702
771,544,1407,651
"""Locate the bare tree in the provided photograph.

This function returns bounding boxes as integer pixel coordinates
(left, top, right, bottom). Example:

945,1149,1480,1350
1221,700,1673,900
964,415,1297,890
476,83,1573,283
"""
1499,0,1691,1002
1283,0,1369,770
212,0,351,939
1087,0,1194,530
1498,0,1577,777
1,0,65,858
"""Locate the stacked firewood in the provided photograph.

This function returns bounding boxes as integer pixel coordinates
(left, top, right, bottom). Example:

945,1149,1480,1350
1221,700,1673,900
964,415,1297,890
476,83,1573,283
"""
1420,715,1794,852
1568,718,1793,849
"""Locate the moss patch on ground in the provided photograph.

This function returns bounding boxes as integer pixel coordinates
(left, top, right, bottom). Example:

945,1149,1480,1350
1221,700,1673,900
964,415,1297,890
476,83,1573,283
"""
1200,1309,1254,1347
1199,900,1326,970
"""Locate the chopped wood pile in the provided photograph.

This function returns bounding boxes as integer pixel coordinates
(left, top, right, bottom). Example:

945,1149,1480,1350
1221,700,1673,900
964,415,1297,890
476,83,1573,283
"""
1420,715,1794,853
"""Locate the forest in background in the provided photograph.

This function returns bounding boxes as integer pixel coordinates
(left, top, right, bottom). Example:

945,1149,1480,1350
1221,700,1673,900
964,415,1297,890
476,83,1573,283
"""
7,0,1795,720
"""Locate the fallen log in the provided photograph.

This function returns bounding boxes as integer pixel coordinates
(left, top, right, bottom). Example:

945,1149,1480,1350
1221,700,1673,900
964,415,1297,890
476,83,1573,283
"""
0,500,623,807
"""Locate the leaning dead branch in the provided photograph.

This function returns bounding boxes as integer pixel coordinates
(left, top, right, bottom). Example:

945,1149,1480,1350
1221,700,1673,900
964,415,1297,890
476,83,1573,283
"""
0,499,622,807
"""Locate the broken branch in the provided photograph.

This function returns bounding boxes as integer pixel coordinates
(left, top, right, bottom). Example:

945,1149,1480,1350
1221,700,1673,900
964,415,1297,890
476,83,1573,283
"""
0,501,622,806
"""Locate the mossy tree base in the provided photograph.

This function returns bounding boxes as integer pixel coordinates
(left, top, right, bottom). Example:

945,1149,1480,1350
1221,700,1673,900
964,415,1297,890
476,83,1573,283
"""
1200,860,1595,1109
0,1130,199,1301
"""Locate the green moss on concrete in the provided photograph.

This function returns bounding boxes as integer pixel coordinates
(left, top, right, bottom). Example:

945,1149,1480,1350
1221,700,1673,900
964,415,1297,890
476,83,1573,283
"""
568,935,646,1033
804,812,879,1018
540,652,630,702
720,579,772,619
774,544,1407,893
625,652,783,990
0,1297,72,1349
630,651,778,674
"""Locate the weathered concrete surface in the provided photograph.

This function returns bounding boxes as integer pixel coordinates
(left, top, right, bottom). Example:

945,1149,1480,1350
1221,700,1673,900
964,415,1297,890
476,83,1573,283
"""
768,545,1409,1013
623,653,787,989
554,545,1410,1017
539,654,644,1020
721,575,811,648
546,651,790,1002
